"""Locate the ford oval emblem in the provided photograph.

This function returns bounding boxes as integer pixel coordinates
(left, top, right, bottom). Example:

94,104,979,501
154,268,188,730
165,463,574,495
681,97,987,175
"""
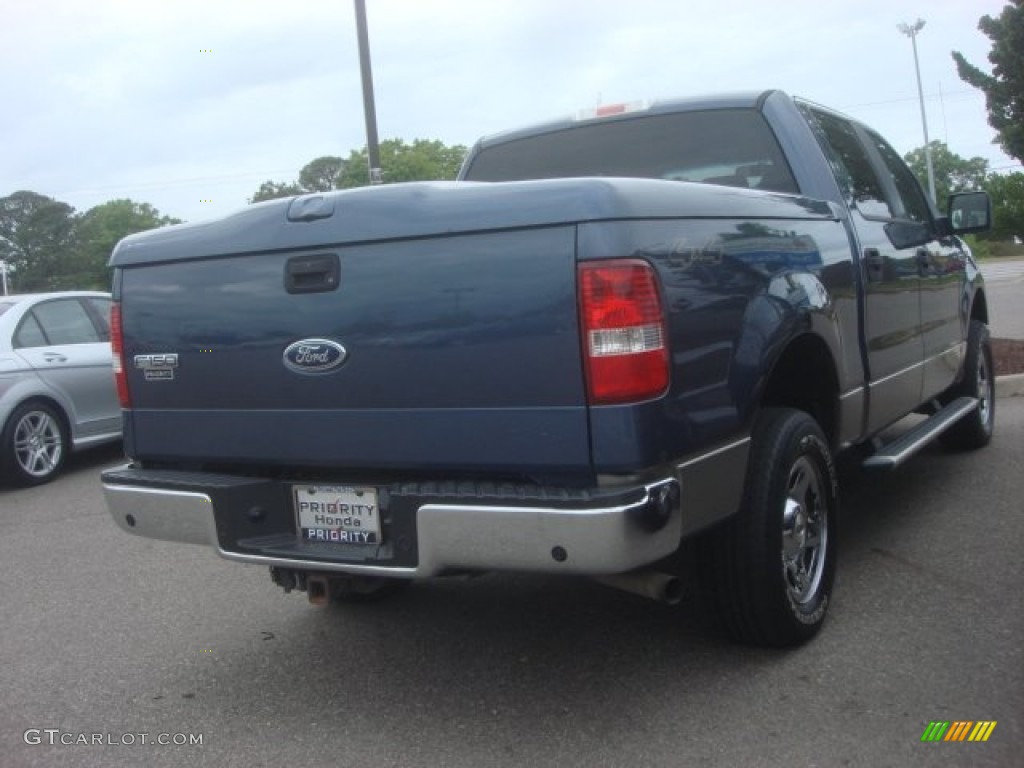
283,338,348,374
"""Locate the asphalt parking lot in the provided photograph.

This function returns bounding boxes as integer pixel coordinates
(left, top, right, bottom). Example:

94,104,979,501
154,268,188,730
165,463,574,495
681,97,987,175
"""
0,394,1021,768
986,258,1024,339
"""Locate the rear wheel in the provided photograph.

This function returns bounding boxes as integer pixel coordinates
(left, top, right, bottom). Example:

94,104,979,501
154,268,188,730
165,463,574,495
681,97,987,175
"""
703,408,838,647
940,319,995,450
1,401,68,487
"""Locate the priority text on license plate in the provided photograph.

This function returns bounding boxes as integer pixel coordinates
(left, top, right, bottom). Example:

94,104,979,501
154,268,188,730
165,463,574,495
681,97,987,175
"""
293,485,380,546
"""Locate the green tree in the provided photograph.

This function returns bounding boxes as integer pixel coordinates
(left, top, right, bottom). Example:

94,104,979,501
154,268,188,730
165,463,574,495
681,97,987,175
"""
70,199,181,290
251,142,466,203
952,1,1024,164
337,139,467,188
985,171,1024,241
0,190,76,293
249,180,304,204
249,156,346,203
904,141,989,211
298,156,346,192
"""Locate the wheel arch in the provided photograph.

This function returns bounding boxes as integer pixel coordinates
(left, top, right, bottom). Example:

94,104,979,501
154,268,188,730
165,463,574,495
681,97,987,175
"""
969,286,989,325
759,333,840,448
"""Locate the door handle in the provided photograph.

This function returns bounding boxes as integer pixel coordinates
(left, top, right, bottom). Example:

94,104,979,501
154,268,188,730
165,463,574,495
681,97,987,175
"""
864,248,884,282
915,249,930,276
43,353,67,364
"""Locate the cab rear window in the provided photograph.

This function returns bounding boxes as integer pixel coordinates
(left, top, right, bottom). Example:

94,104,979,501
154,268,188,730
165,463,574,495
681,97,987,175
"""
463,108,798,193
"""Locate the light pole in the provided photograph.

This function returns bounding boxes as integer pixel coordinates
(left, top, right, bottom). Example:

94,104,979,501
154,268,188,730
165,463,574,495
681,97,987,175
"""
0,260,9,296
354,0,383,185
898,18,937,204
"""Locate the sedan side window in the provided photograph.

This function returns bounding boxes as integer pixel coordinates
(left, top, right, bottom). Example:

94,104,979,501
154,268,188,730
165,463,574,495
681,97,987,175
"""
85,297,113,340
22,299,102,346
14,313,48,348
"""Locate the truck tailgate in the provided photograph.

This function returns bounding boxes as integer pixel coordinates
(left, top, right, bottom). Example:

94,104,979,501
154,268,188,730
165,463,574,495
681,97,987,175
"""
117,224,588,474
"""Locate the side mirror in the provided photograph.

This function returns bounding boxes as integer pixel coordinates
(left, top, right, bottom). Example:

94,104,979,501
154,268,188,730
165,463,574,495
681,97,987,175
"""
946,191,991,235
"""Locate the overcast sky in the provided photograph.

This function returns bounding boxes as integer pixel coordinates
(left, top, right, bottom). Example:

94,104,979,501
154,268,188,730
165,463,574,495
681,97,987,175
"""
2,0,1018,224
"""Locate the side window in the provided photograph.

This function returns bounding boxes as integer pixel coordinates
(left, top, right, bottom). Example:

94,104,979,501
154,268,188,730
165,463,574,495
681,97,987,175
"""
866,130,932,223
14,313,48,348
85,297,113,341
25,299,102,346
804,108,892,219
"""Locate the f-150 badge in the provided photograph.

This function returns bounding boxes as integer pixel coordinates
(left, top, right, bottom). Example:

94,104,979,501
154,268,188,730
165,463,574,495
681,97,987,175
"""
134,353,178,381
283,339,347,374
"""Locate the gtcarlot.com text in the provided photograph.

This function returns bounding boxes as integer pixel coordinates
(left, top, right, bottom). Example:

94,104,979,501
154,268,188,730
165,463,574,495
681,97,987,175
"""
24,729,203,746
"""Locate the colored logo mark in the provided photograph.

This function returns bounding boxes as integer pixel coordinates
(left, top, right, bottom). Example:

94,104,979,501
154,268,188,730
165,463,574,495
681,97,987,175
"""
921,721,997,742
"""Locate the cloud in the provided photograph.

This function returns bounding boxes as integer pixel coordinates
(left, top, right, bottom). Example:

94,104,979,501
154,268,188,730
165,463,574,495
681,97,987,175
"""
1,0,1016,223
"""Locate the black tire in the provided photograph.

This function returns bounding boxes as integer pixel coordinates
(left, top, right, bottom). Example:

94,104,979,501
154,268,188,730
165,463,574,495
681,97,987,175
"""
939,319,995,451
703,408,838,647
327,575,411,603
1,401,69,487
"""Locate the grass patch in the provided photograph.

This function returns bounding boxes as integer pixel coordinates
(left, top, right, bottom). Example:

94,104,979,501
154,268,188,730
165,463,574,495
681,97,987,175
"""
973,238,1024,260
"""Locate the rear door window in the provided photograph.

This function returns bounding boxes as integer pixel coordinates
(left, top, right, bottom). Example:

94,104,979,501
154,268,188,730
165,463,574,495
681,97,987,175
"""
801,107,892,219
15,299,102,348
85,296,113,340
13,313,48,348
865,129,933,223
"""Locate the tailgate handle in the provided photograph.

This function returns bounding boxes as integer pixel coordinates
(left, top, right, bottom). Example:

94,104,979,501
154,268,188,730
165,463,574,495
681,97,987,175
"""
284,254,340,294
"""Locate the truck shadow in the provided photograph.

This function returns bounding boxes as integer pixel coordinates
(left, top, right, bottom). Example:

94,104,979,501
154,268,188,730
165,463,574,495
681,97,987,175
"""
78,415,1017,755
151,575,776,752
118,419,1011,761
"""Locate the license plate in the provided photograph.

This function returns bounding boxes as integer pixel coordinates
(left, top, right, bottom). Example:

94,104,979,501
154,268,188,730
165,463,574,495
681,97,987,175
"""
293,485,380,546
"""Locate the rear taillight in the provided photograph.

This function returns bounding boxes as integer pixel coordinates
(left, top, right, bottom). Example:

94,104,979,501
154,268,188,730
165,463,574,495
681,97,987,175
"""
110,303,130,408
578,259,669,405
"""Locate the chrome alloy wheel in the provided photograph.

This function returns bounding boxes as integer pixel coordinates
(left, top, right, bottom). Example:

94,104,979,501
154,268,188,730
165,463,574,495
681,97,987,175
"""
13,409,64,479
781,455,828,605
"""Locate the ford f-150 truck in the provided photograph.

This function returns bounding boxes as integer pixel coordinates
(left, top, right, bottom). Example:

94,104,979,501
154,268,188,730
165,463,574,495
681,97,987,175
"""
101,91,994,647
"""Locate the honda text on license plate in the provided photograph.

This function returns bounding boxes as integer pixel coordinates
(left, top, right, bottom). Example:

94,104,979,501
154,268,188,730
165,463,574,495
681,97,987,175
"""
293,485,380,545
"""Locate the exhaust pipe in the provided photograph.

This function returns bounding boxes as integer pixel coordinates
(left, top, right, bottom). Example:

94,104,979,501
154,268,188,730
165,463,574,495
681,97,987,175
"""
306,574,330,606
594,570,683,605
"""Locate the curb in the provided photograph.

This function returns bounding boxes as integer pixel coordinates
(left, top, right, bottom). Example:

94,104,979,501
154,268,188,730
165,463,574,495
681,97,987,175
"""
996,373,1024,399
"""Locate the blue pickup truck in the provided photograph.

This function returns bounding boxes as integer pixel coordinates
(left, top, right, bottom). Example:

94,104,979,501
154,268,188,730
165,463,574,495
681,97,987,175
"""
101,90,993,647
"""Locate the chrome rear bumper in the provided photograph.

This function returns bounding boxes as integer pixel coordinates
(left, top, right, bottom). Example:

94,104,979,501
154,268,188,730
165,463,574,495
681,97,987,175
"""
103,469,683,578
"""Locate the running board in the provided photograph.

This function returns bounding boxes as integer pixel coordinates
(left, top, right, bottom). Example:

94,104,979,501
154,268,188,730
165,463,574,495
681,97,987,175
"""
862,397,978,470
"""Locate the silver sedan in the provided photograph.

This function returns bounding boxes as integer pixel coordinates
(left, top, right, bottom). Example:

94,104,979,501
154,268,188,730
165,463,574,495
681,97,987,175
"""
0,291,121,486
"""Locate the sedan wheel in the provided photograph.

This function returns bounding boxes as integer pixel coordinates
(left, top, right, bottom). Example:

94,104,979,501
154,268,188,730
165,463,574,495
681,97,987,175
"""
2,403,68,486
